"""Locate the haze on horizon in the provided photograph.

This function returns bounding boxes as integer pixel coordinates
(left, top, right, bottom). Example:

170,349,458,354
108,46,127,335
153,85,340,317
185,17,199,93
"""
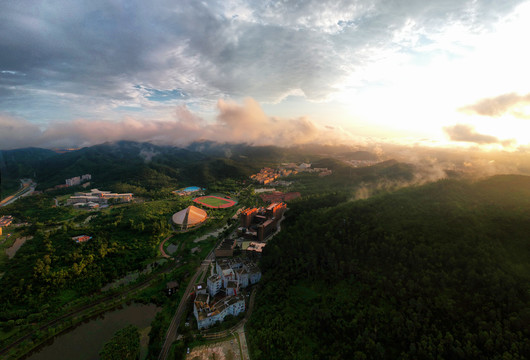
1,0,530,150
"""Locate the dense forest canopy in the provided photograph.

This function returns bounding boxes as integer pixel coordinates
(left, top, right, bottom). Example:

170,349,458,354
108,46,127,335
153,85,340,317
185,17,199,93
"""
247,175,530,359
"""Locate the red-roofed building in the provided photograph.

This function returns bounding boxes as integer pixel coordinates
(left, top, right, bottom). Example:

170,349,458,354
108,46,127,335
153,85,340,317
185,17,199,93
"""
72,235,92,243
260,191,300,203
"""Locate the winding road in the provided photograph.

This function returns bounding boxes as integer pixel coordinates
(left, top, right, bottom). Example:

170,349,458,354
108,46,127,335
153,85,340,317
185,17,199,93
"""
159,235,173,258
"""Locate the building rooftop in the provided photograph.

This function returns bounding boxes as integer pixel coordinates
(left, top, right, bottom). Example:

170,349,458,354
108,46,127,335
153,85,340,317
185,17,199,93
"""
166,281,178,289
247,242,266,253
218,238,236,250
172,205,207,228
195,293,209,303
208,274,221,282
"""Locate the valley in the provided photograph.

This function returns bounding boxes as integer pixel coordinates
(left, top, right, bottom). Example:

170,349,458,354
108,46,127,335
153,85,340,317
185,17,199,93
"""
0,142,529,359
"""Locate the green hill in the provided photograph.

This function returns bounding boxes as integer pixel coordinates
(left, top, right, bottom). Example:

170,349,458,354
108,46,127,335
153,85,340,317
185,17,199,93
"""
247,175,530,359
1,142,258,192
0,147,58,199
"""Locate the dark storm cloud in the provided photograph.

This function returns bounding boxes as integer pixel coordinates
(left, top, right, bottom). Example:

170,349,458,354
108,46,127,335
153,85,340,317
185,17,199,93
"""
459,92,530,118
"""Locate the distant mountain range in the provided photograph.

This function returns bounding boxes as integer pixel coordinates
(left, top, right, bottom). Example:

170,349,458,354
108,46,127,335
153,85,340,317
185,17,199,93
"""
0,141,380,196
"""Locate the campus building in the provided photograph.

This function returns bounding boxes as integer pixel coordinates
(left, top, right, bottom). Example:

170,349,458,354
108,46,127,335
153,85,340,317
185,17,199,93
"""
207,274,222,297
193,294,245,330
0,215,14,236
72,235,92,243
214,238,236,257
65,174,91,187
215,258,262,294
67,189,133,206
171,205,207,230
260,191,301,203
194,257,262,330
0,215,13,228
238,202,286,242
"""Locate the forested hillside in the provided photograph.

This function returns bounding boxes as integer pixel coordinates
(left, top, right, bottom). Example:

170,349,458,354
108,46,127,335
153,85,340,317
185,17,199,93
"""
0,148,57,198
31,141,256,190
1,142,259,195
247,175,530,359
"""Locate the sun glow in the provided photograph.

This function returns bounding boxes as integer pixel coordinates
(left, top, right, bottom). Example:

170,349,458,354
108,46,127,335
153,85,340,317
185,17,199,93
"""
333,1,530,148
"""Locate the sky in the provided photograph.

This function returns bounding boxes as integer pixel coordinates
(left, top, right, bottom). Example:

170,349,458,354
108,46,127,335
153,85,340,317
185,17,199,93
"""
1,0,530,150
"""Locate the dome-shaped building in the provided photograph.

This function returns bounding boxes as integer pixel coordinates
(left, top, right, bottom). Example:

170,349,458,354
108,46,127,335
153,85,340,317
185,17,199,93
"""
172,205,207,229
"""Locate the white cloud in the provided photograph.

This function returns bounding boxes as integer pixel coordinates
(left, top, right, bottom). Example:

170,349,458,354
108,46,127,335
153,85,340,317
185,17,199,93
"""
0,98,354,149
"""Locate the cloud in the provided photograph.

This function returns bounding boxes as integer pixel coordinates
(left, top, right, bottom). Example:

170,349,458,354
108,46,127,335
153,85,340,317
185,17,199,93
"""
0,98,352,149
459,92,530,118
0,0,525,125
443,124,511,145
0,115,45,149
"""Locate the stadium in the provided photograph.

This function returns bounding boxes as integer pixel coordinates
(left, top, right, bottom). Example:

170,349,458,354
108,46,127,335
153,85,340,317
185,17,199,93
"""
193,195,236,209
172,205,207,229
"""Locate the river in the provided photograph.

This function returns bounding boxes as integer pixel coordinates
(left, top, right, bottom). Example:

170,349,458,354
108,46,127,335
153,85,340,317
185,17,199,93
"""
26,303,160,360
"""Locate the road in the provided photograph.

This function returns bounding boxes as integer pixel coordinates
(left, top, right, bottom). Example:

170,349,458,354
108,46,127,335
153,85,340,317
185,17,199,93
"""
159,235,173,259
236,325,250,360
158,252,214,360
0,179,35,208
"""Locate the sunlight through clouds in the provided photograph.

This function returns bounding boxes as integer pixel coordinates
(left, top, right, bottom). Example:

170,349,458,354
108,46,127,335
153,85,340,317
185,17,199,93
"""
1,0,529,149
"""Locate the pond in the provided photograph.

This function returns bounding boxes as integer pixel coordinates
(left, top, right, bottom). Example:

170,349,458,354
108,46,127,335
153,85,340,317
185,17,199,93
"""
26,303,160,360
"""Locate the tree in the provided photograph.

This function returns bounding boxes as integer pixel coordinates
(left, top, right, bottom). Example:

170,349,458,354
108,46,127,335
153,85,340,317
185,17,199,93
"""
100,325,140,360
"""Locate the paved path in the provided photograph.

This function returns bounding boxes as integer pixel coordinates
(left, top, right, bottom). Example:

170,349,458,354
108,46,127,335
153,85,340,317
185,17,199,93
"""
158,254,213,360
236,325,250,360
159,235,173,259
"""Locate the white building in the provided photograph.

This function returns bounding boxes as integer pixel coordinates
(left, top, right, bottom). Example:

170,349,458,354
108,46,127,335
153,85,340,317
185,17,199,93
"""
248,264,262,285
216,257,261,289
207,274,222,297
66,176,81,186
192,257,261,330
221,268,235,288
67,189,133,206
236,268,249,288
194,294,245,330
65,174,92,187
226,280,239,297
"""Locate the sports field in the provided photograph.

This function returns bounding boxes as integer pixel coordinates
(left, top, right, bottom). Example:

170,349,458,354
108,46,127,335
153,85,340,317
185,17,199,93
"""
193,195,236,209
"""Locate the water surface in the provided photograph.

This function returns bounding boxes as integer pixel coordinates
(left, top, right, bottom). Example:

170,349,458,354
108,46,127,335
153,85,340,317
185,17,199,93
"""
27,303,159,360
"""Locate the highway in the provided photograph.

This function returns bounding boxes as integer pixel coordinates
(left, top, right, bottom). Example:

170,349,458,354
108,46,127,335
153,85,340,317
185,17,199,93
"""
0,179,36,207
158,251,214,360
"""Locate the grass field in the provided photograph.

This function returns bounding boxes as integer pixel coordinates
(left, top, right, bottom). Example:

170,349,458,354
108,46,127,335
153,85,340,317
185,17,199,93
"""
193,196,236,209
